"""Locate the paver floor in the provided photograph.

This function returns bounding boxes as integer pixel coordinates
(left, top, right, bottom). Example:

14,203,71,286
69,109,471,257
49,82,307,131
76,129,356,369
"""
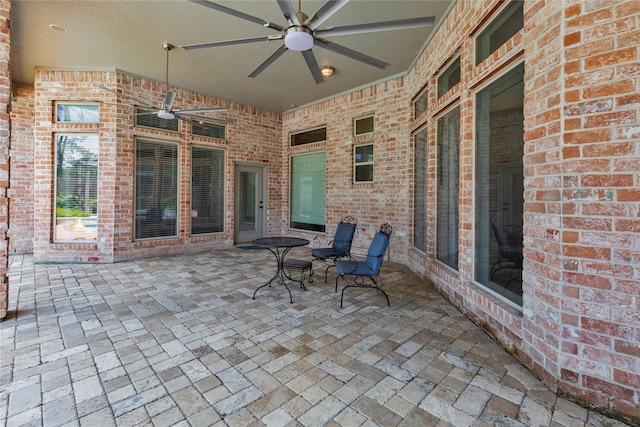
0,249,631,426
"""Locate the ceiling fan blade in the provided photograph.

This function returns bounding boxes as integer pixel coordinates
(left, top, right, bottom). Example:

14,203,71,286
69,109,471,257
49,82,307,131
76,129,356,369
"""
181,35,276,50
175,107,226,114
98,85,157,109
306,0,349,30
248,44,288,78
314,38,390,69
276,0,299,26
301,50,325,84
163,91,176,111
175,112,236,125
189,0,284,31
315,16,435,37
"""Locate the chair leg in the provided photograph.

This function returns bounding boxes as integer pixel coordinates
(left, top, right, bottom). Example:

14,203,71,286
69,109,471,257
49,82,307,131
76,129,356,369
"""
339,277,390,308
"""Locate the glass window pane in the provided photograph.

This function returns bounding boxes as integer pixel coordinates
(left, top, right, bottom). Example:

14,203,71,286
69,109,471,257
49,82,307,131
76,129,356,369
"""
354,116,374,135
135,108,179,131
55,103,99,123
474,63,524,306
54,134,99,242
290,152,326,232
290,127,326,146
437,57,461,98
436,107,460,270
413,88,429,119
413,128,428,252
135,140,178,239
191,146,225,235
192,122,226,139
476,1,524,65
354,144,374,183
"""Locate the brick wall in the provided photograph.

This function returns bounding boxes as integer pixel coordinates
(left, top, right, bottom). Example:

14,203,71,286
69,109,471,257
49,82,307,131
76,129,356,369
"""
26,70,282,262
8,83,33,253
0,0,10,320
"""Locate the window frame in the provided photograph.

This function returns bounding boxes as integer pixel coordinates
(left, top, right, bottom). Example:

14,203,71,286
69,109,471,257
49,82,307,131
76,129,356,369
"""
135,108,180,132
289,151,326,233
353,115,375,136
353,143,374,183
190,145,226,236
191,121,226,140
290,126,327,147
55,102,100,124
437,56,461,99
475,0,524,65
412,125,428,253
53,133,99,243
134,138,180,240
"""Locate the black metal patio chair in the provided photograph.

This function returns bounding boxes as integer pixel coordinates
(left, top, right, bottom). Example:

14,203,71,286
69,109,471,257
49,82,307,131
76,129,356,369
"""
311,215,358,283
335,223,392,308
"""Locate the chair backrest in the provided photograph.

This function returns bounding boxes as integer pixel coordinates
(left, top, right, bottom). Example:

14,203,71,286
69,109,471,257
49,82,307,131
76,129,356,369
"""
365,224,392,274
491,220,521,259
331,216,358,255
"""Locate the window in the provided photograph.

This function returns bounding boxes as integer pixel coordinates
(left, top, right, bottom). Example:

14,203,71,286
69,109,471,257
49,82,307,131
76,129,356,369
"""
192,121,226,139
290,127,326,147
191,146,225,235
354,144,374,183
55,103,99,123
436,106,460,270
437,57,461,98
290,152,326,232
476,1,524,65
474,63,524,306
354,116,374,136
54,134,98,242
413,88,429,119
135,140,178,239
413,128,428,252
135,108,179,131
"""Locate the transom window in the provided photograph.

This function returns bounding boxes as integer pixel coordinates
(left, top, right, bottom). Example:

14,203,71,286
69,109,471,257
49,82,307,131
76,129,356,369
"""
290,127,326,147
437,57,461,98
476,1,524,65
354,116,374,136
55,103,99,123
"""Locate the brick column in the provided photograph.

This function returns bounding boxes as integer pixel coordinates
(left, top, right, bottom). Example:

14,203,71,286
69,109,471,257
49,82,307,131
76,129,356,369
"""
0,0,10,320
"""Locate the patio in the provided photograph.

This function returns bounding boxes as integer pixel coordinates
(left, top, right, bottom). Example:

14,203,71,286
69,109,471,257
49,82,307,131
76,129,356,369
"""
0,249,628,426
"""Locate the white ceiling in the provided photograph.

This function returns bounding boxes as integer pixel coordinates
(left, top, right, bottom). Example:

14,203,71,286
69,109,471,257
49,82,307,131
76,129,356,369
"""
11,0,453,113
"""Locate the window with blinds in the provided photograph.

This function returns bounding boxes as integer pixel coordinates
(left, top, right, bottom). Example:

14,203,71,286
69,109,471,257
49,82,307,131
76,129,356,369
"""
191,146,225,235
135,108,179,131
290,151,326,232
135,140,178,239
192,121,226,139
54,134,99,242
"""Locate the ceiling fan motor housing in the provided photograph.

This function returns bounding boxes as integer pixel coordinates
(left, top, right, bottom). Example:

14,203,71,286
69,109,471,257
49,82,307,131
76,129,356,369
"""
284,26,314,51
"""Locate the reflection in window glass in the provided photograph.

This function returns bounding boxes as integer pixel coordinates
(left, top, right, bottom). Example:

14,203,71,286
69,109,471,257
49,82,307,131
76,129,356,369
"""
437,57,461,98
413,128,428,252
413,88,429,119
290,152,326,232
354,116,374,135
436,107,460,270
135,140,178,239
54,134,99,242
191,147,225,235
474,63,524,306
56,103,99,123
476,1,524,65
354,144,374,182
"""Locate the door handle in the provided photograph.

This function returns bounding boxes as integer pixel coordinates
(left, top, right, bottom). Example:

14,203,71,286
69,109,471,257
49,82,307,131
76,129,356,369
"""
259,201,263,209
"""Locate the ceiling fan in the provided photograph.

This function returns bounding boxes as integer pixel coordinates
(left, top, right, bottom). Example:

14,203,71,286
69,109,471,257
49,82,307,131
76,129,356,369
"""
100,43,232,125
180,0,435,84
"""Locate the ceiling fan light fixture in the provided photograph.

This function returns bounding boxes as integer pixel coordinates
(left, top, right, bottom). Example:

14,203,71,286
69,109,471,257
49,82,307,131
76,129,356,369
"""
321,66,335,78
157,109,175,120
284,27,314,51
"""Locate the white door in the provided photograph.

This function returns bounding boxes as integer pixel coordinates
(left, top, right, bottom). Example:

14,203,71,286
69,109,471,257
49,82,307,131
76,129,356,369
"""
235,164,265,243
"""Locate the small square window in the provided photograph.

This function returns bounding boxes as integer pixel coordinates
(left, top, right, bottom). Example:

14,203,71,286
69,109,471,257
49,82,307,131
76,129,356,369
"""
437,57,461,98
55,103,99,123
354,116,374,136
354,144,374,183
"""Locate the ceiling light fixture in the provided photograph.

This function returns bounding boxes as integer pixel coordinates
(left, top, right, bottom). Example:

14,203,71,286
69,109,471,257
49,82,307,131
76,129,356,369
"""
321,66,335,78
157,109,175,120
284,27,314,51
49,24,68,33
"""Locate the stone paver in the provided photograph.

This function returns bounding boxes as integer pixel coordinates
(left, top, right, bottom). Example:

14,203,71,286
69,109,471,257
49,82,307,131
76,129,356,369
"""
0,251,633,426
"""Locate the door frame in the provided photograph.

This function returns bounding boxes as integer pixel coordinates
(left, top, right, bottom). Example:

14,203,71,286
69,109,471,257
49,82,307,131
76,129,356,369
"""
234,162,267,243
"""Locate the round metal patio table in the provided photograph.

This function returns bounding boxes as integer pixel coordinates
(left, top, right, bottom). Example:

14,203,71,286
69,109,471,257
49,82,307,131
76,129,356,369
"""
251,236,310,303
